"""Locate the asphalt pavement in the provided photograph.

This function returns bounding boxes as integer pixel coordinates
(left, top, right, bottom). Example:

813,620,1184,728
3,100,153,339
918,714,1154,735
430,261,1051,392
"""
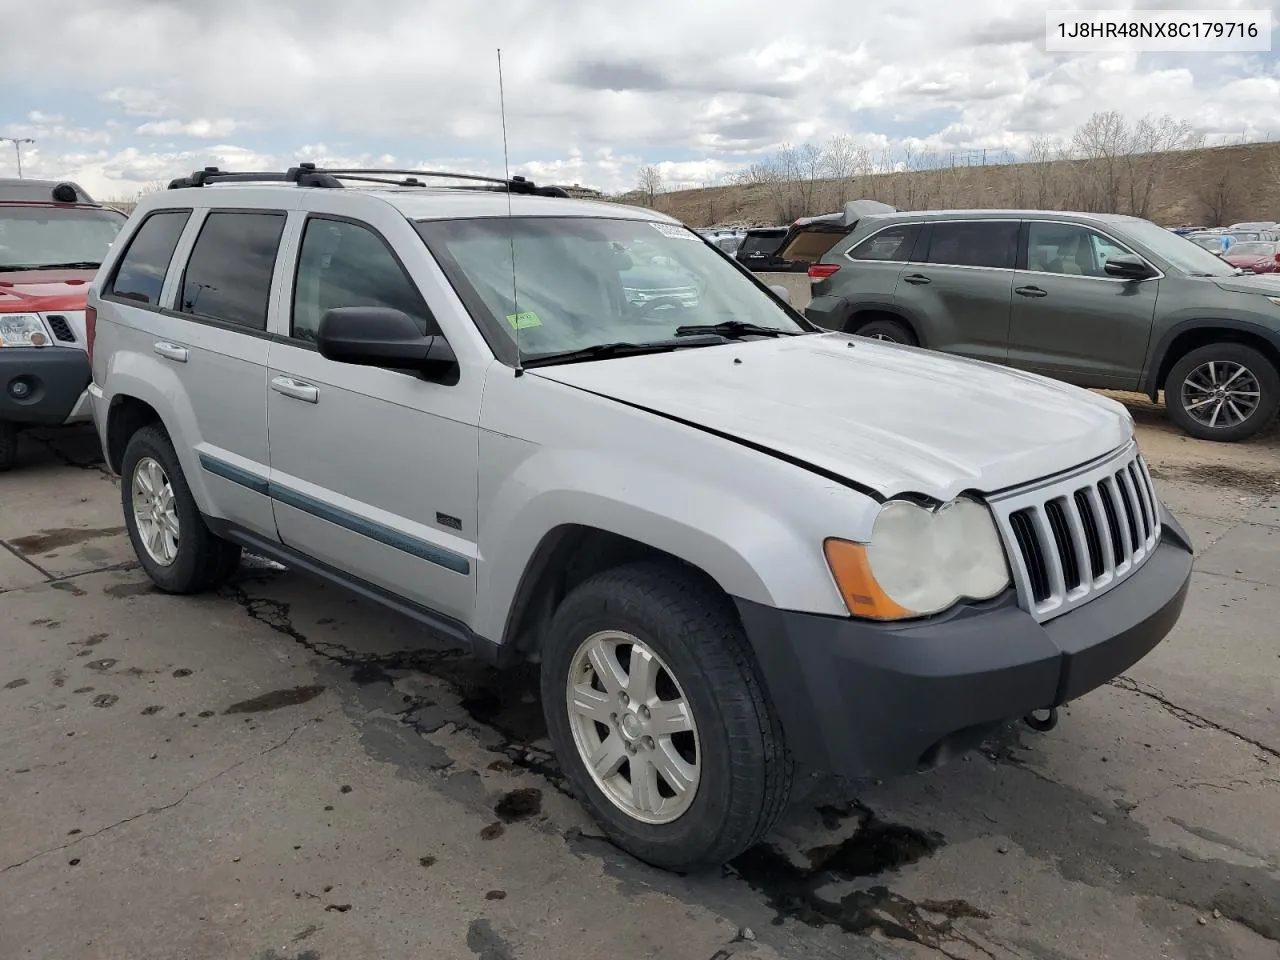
1,423,1277,960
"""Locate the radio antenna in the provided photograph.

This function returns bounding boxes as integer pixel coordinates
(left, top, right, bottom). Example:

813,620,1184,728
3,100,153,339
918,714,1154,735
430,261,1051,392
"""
497,48,523,377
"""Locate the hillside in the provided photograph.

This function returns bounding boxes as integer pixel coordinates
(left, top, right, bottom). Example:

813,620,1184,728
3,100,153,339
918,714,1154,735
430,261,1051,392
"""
641,141,1280,229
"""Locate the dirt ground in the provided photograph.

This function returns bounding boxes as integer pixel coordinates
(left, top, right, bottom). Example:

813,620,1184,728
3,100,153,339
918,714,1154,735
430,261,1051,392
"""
1,406,1277,960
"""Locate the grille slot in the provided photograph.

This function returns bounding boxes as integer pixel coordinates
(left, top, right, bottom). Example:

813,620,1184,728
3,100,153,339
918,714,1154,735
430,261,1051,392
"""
45,315,76,342
998,448,1161,621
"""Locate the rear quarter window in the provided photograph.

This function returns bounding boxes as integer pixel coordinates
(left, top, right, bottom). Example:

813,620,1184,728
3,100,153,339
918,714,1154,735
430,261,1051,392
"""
107,210,192,306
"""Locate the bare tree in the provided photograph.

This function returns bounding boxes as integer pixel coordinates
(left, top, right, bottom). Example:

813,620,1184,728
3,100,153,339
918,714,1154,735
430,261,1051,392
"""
1072,110,1130,212
636,165,664,208
1125,114,1202,218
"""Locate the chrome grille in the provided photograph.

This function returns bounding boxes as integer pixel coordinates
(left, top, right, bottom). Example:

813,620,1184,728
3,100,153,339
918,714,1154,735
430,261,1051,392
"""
990,443,1161,622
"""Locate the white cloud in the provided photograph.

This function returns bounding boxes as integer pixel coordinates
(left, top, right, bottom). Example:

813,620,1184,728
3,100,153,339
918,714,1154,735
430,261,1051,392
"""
135,118,243,138
1,0,1278,197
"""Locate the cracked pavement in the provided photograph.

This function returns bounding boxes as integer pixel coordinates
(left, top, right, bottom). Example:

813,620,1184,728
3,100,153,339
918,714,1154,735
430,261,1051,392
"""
1,419,1277,960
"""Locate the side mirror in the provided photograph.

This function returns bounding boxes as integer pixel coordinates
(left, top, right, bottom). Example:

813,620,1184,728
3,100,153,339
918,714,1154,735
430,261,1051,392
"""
316,307,458,383
1103,253,1156,280
768,284,792,304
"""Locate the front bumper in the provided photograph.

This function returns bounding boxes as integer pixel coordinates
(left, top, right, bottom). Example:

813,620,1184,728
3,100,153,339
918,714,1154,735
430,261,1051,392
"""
0,347,92,427
736,511,1194,778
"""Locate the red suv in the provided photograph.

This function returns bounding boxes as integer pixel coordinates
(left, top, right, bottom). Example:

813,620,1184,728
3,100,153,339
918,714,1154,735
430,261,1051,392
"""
0,178,126,470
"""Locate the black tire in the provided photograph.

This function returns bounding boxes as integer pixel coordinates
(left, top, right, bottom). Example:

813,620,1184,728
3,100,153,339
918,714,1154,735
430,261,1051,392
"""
0,421,16,473
1165,343,1280,442
540,561,793,872
120,425,241,593
852,316,917,345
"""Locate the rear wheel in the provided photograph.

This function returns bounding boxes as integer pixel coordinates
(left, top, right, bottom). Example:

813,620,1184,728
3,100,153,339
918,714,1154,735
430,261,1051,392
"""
1166,343,1280,442
0,422,16,472
852,316,917,345
121,425,241,593
540,562,793,871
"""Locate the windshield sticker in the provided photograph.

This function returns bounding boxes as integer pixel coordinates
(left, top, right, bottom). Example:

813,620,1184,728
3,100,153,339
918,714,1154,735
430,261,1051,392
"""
650,222,699,241
506,311,542,330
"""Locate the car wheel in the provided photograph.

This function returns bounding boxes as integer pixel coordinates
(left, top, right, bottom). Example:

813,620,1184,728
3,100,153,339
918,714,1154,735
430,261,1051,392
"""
854,317,916,345
540,561,793,872
120,425,242,593
1166,343,1280,442
0,421,16,472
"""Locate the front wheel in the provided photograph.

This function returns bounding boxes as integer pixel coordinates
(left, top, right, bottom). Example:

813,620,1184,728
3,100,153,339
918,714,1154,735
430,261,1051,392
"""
540,562,793,871
1166,343,1280,442
120,425,242,593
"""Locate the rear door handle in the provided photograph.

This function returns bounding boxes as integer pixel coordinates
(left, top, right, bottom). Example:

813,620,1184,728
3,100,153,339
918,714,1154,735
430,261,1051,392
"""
903,273,931,285
271,376,319,404
153,342,187,363
1015,285,1048,298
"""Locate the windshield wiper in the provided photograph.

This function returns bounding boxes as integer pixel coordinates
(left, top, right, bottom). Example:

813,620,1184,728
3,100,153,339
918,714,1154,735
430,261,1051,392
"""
673,320,797,339
26,261,102,270
521,335,725,369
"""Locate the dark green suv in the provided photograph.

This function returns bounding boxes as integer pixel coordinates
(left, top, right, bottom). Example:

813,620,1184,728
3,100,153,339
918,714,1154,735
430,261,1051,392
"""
800,208,1280,442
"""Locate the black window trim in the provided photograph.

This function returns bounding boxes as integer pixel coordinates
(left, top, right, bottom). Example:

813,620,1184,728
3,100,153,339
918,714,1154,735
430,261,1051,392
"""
101,207,194,311
912,217,1022,271
284,212,442,352
173,207,288,334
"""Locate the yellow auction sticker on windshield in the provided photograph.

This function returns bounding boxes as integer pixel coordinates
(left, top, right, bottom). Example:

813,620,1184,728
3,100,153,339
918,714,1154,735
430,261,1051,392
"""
506,312,542,330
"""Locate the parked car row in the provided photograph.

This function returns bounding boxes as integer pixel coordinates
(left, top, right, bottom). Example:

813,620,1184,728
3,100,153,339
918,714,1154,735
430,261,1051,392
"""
0,163,1190,874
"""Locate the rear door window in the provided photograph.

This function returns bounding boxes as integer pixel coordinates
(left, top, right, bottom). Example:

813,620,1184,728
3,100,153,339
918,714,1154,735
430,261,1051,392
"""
177,211,286,330
848,224,920,261
920,221,1018,269
107,210,192,306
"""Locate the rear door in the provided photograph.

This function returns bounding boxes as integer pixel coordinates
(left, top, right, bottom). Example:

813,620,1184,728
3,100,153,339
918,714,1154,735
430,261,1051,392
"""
263,201,482,627
892,219,1018,363
1005,220,1158,389
163,205,288,539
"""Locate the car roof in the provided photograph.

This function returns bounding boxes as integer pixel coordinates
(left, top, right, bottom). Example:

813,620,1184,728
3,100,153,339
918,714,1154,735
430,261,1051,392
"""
874,208,1145,224
0,177,98,205
144,183,676,225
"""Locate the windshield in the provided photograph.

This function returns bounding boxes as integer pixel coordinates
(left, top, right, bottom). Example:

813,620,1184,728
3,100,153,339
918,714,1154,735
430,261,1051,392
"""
1124,220,1236,276
1228,242,1278,257
1188,235,1223,251
0,206,126,271
737,232,785,257
416,216,805,363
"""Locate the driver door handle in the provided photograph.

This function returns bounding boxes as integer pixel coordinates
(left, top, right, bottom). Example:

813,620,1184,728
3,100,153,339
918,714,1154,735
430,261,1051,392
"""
153,342,187,363
271,376,319,404
1015,285,1048,298
902,273,931,285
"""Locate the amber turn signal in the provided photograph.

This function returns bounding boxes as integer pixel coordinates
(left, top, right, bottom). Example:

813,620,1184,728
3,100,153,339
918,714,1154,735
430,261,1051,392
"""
822,538,913,621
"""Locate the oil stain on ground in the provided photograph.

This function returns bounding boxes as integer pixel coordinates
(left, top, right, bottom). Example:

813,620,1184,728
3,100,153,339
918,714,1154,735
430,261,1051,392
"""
103,581,159,599
10,526,125,554
726,801,988,954
224,685,326,714
494,787,542,823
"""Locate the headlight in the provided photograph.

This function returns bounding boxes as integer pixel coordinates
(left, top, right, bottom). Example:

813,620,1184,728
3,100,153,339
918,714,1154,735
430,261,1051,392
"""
0,314,50,348
824,497,1010,620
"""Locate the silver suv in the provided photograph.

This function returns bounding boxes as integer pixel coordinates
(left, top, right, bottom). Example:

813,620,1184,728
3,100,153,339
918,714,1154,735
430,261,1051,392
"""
87,165,1194,871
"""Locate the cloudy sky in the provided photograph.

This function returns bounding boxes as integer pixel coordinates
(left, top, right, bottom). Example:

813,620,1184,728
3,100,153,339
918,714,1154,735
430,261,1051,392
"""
2,0,1278,199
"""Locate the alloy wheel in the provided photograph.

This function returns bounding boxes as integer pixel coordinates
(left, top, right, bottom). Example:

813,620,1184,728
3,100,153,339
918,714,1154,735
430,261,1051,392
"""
132,456,180,566
1180,360,1261,430
565,630,701,824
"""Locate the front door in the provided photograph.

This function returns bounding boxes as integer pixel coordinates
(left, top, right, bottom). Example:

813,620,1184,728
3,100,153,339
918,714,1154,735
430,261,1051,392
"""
1006,221,1159,390
264,212,482,626
893,219,1019,364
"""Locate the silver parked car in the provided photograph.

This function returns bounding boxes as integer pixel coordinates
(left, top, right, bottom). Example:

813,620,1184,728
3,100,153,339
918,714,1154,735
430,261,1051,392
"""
87,165,1193,871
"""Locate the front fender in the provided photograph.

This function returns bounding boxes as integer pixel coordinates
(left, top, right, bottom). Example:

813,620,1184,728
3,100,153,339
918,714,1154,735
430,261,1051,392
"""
472,441,854,643
1141,316,1280,394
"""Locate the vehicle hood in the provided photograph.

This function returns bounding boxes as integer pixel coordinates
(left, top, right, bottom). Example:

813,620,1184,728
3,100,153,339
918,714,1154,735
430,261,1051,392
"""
530,333,1133,501
1210,273,1280,295
0,269,95,313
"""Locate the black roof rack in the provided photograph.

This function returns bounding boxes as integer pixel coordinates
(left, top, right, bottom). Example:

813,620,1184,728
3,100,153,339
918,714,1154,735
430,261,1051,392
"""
167,162,570,197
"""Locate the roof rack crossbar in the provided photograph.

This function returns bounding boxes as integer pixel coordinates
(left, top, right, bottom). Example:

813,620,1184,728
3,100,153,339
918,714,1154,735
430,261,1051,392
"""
166,163,570,197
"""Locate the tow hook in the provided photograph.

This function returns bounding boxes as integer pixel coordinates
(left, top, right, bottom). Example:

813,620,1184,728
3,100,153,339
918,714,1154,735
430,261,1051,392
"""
1024,707,1058,732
